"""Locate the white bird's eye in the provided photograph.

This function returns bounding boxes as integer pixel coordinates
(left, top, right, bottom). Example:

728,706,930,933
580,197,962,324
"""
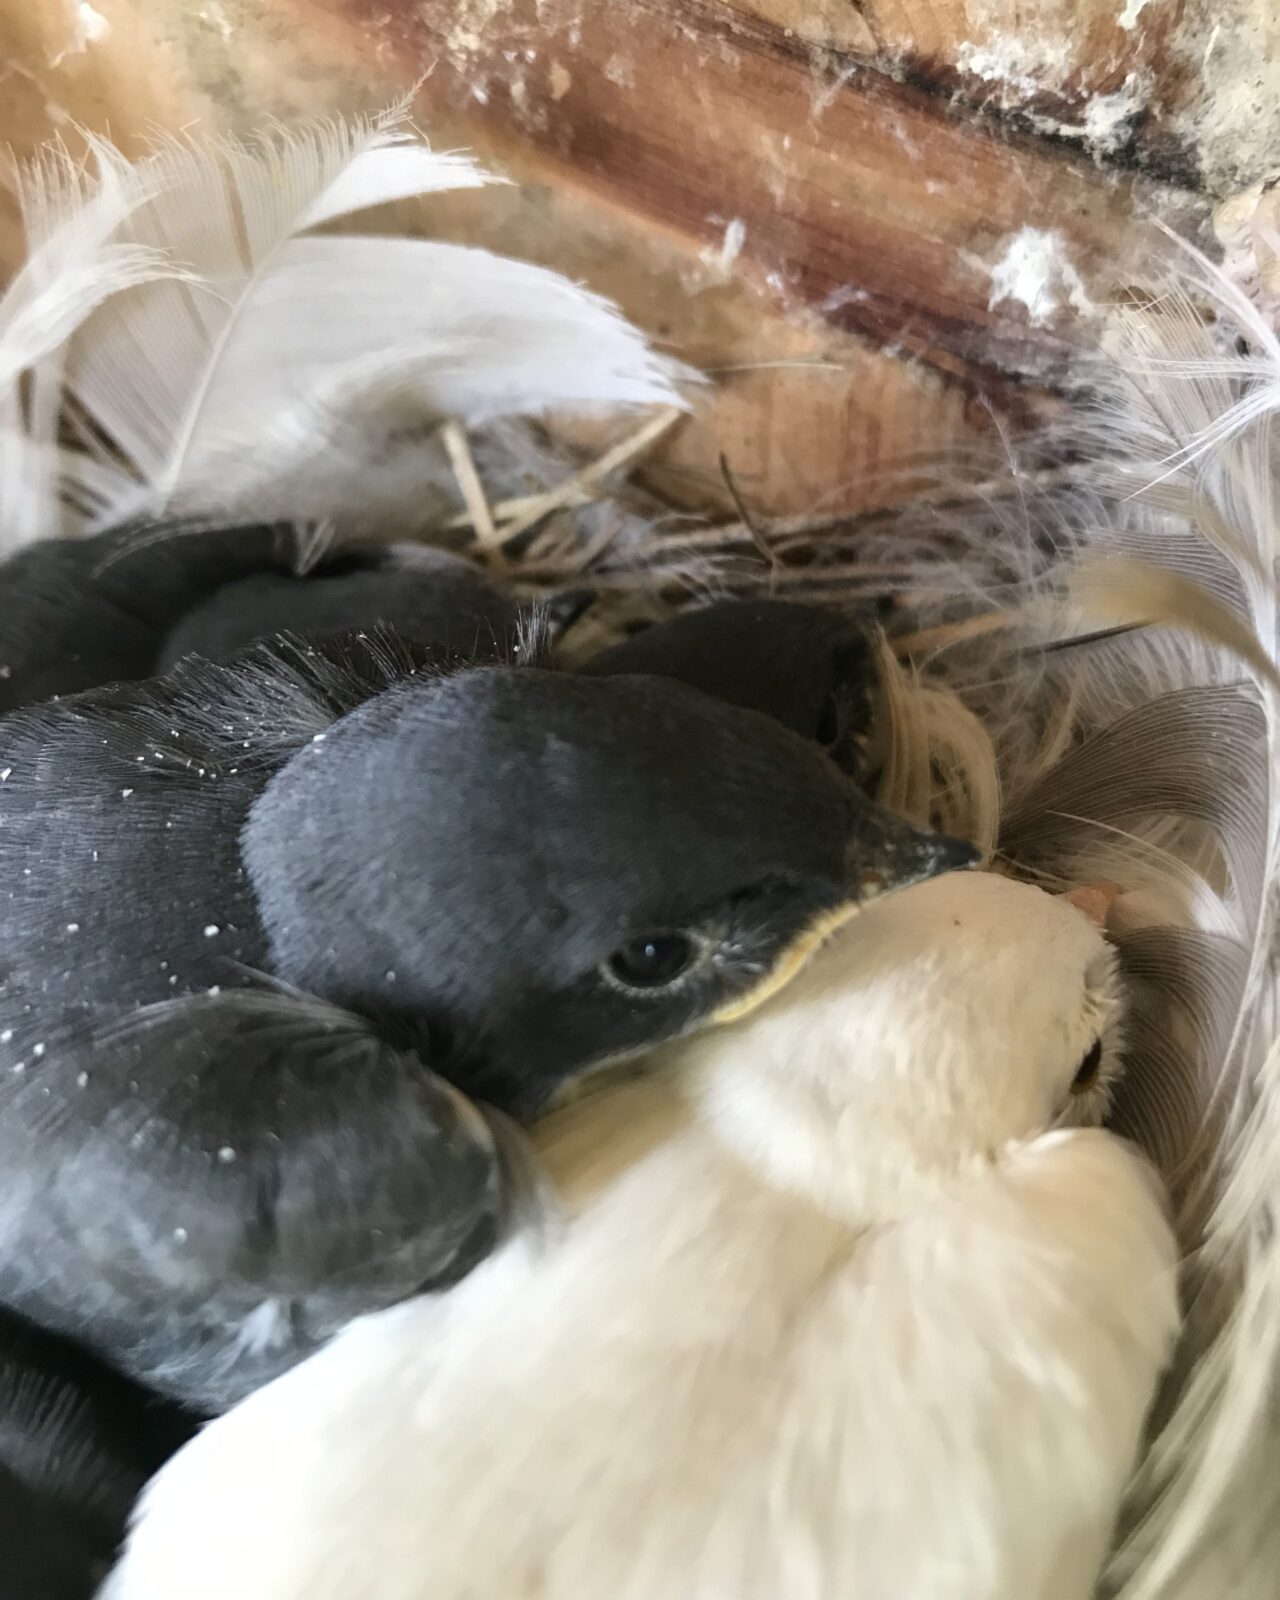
1070,1038,1104,1095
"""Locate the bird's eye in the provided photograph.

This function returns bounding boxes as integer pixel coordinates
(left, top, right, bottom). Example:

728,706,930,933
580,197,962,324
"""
1071,1039,1104,1094
605,934,696,991
815,692,842,747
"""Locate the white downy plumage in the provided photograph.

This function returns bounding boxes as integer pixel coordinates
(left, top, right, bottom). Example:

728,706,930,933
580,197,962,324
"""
0,138,182,547
104,871,1178,1600
0,103,689,551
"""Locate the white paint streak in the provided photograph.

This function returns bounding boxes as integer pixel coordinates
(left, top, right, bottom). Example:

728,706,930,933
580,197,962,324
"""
604,53,635,89
712,218,746,276
960,3,1276,196
809,57,859,121
1117,0,1151,30
445,0,510,63
820,285,870,314
78,1,109,42
49,0,110,65
958,32,1150,161
956,34,1075,100
986,228,1094,327
1080,71,1150,156
197,5,233,42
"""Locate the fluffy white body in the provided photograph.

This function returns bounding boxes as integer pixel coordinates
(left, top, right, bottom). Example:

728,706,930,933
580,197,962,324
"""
105,872,1179,1600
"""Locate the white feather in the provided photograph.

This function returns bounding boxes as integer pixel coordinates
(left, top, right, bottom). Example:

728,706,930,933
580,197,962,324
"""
1,106,691,542
0,140,180,549
105,873,1178,1600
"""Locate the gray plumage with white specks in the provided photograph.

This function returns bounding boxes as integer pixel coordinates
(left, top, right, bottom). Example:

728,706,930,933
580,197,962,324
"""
0,628,968,1411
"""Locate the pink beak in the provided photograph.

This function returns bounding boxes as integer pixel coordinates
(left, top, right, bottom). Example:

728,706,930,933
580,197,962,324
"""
1060,882,1119,928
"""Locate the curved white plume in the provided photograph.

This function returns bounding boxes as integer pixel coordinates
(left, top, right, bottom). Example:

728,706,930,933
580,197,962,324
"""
0,105,691,548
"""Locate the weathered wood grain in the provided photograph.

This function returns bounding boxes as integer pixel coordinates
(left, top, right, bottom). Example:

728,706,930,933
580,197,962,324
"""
0,0,1251,517
721,0,1278,194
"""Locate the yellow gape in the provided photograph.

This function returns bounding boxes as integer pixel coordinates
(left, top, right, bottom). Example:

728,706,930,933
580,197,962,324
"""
711,899,863,1025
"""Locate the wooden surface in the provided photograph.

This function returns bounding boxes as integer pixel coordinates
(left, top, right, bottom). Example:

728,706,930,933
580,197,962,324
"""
0,0,1274,518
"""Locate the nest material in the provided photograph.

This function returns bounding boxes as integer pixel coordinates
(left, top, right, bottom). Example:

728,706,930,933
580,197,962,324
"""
2,111,1278,1600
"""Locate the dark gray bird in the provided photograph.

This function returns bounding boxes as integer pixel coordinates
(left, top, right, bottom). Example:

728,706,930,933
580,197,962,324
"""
0,1306,194,1600
156,543,528,674
0,632,971,1412
581,599,881,780
0,521,287,711
0,523,527,713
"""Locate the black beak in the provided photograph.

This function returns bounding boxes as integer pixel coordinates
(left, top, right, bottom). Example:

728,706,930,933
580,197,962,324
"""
845,801,979,899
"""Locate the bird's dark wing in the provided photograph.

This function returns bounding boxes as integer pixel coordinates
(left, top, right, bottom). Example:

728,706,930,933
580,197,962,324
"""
0,627,453,1022
0,522,296,712
0,987,516,1413
0,1307,195,1600
580,599,881,780
158,545,525,673
0,1463,111,1600
0,522,531,715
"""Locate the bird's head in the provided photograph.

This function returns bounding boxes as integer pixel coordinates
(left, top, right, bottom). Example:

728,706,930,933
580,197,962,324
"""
581,600,880,781
675,870,1124,1221
242,666,973,1116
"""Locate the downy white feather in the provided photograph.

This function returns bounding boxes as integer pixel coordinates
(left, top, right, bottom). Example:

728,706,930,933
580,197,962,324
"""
105,872,1178,1600
0,139,178,550
0,105,690,545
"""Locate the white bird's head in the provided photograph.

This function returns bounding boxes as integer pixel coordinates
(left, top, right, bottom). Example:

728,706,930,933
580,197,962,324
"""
676,870,1125,1222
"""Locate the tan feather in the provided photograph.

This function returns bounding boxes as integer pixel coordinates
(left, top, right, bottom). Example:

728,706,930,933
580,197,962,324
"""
1065,554,1280,692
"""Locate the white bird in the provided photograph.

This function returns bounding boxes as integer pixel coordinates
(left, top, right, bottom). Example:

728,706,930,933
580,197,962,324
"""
105,869,1180,1600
